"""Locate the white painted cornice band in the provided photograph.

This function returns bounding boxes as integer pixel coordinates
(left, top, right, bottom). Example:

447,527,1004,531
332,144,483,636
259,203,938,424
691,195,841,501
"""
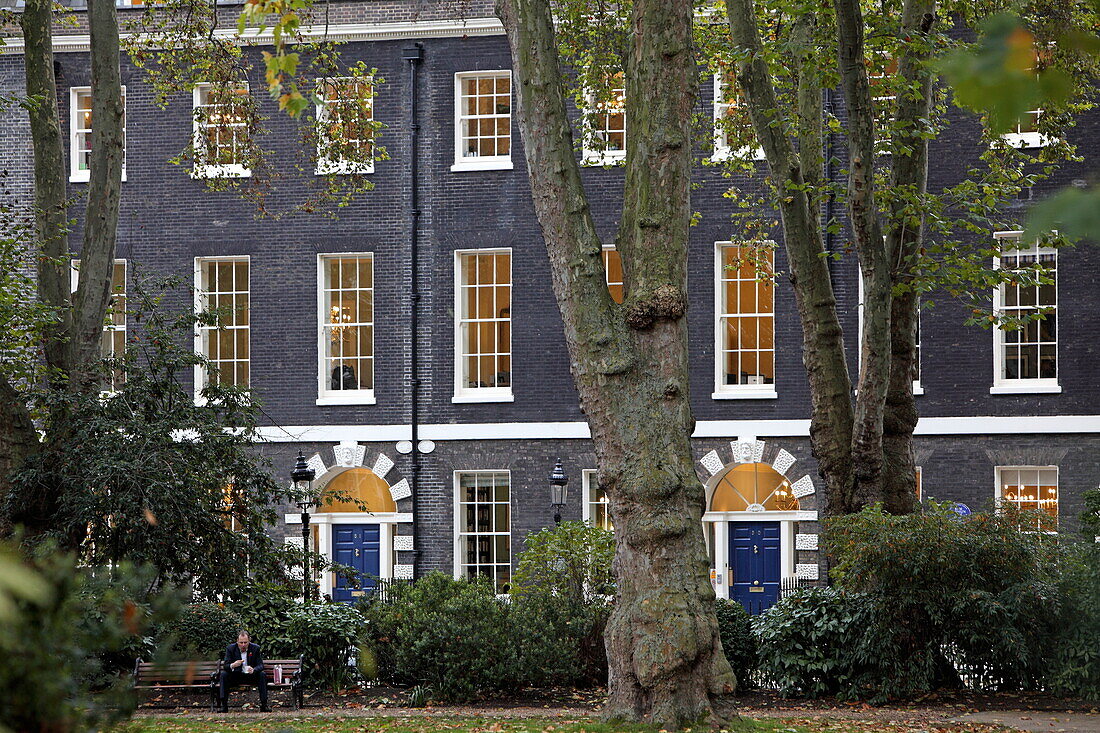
251,414,1100,443
0,16,505,55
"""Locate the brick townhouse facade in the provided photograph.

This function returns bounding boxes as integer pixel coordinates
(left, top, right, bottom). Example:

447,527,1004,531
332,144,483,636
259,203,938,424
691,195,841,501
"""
1,0,1098,612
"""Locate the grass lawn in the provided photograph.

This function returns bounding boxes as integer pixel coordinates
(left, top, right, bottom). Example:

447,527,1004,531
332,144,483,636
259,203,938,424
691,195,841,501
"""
113,715,1012,733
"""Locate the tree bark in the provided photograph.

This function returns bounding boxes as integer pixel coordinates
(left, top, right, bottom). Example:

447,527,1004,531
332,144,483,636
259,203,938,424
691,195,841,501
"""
496,0,735,727
21,0,70,378
882,0,937,514
70,0,124,390
726,0,856,517
835,0,893,511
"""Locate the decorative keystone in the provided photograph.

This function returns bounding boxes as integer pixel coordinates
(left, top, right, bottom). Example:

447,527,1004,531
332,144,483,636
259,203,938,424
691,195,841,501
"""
333,440,365,468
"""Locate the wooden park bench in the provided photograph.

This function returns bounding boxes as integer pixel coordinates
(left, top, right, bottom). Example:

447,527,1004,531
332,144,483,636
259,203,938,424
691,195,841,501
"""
133,657,305,711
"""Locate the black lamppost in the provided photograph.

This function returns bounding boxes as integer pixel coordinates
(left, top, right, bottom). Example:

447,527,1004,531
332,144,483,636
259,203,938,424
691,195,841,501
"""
549,459,569,525
291,450,317,602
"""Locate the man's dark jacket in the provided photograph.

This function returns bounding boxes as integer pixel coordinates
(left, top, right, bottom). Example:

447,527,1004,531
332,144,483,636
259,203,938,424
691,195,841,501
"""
222,642,265,673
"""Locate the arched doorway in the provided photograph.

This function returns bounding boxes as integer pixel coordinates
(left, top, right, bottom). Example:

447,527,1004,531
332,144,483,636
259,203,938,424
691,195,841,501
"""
703,458,812,614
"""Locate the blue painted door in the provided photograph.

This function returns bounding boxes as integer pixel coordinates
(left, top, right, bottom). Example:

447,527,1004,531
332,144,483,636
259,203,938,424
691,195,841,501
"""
332,524,381,603
730,521,781,614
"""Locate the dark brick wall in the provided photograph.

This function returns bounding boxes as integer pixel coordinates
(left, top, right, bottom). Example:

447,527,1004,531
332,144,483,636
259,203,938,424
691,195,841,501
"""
2,17,1099,582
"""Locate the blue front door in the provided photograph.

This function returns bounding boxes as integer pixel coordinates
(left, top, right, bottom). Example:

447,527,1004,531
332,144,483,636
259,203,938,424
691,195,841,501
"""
730,521,781,614
332,524,381,603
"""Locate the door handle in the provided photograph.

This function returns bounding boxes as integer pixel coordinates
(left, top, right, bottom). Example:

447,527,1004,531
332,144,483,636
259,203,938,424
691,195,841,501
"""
753,544,759,554
354,548,360,557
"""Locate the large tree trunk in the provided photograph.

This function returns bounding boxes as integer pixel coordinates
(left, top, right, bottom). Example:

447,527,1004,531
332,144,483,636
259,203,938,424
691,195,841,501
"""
496,0,735,727
882,0,937,514
6,0,124,538
835,0,893,511
69,0,125,390
22,0,70,378
726,0,856,517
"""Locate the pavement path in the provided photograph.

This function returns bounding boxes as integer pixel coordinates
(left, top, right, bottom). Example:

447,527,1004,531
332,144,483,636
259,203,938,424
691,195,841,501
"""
952,712,1100,733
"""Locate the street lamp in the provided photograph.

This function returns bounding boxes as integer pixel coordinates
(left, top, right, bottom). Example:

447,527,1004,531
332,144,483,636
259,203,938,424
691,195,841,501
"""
291,450,317,602
548,458,569,525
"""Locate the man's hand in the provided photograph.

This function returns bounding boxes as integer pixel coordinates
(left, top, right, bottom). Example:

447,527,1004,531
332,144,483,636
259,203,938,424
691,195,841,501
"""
231,659,243,669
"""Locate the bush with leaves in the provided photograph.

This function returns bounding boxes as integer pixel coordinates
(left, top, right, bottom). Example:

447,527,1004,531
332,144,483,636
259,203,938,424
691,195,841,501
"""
361,572,516,701
510,521,614,687
820,504,1059,698
256,602,367,693
0,542,183,733
159,602,245,659
1046,489,1100,700
714,598,758,691
224,579,300,650
6,277,298,599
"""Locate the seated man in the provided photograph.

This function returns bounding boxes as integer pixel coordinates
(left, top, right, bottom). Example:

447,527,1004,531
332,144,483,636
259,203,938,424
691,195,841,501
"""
218,630,269,712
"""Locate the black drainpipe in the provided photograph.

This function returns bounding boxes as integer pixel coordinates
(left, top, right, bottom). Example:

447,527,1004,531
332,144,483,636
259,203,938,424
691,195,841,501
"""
403,43,423,578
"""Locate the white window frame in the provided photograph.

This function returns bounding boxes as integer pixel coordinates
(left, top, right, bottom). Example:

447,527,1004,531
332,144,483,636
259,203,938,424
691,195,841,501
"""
453,248,514,403
581,468,613,530
713,241,778,400
193,255,250,403
451,71,514,172
856,266,924,395
315,76,376,175
995,465,1059,533
582,74,627,166
316,253,376,406
69,86,127,183
1002,110,1049,149
991,231,1060,394
453,470,512,591
711,73,764,162
191,82,252,179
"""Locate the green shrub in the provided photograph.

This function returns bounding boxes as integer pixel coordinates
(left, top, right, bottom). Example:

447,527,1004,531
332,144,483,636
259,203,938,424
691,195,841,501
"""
821,503,1059,698
225,580,299,651
1046,490,1100,700
160,602,244,658
756,589,910,695
361,572,516,701
510,521,613,688
264,602,367,693
715,599,758,690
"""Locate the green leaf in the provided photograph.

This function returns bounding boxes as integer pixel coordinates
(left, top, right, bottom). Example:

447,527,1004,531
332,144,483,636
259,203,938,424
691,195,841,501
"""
1026,187,1100,243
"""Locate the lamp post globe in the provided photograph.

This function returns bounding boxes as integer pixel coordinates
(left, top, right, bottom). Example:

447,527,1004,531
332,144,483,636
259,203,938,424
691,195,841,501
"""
548,458,569,525
290,450,317,601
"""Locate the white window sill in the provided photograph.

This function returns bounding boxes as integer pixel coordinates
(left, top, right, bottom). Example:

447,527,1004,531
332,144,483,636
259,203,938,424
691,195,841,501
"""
452,390,514,404
191,165,251,179
450,158,513,172
913,383,925,396
317,393,377,406
70,171,127,183
315,161,374,175
710,147,766,163
582,152,626,167
989,383,1062,395
711,388,778,400
1000,133,1050,149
